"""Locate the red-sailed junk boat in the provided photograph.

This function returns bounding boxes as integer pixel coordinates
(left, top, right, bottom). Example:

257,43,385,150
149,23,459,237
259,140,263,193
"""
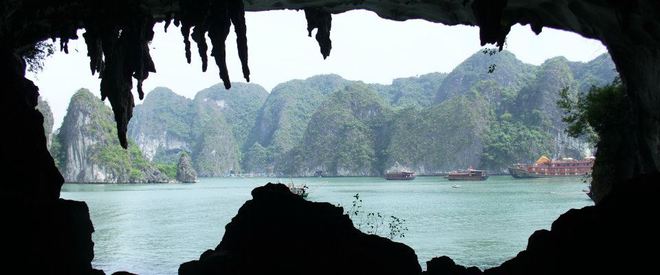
508,155,595,178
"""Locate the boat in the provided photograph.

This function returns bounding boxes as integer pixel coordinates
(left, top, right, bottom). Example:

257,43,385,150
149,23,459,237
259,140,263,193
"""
287,182,309,198
509,155,595,178
384,162,416,180
385,171,416,180
446,167,488,181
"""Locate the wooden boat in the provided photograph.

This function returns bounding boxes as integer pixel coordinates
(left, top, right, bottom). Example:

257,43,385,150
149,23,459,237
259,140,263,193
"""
385,171,416,180
509,155,595,178
446,168,488,181
384,162,416,180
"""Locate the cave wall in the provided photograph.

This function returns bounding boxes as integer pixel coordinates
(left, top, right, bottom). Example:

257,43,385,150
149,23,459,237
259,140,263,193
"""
1,0,660,274
0,48,101,274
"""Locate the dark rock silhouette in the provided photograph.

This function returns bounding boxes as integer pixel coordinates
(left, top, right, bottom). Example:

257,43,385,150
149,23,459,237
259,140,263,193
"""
176,153,197,183
1,45,101,275
2,199,104,275
179,183,421,275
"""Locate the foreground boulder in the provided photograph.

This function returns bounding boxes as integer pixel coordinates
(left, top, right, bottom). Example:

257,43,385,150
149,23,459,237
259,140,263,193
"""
2,198,103,275
179,183,421,275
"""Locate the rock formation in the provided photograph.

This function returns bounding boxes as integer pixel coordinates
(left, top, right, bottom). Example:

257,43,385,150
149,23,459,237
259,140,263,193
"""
179,183,421,275
176,152,197,183
56,89,170,183
128,87,194,161
129,83,267,176
0,49,101,274
36,97,54,147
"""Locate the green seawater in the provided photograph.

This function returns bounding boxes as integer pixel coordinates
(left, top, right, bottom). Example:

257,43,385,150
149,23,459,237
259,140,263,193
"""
61,176,593,274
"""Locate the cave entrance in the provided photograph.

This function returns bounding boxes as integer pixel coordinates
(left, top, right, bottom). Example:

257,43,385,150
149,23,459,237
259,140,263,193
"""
5,0,660,274
27,10,613,274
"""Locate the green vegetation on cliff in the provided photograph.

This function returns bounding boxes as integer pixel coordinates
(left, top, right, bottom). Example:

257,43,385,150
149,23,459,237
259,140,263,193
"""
242,75,351,173
284,83,392,176
386,91,491,173
124,50,616,176
56,89,169,183
129,83,268,176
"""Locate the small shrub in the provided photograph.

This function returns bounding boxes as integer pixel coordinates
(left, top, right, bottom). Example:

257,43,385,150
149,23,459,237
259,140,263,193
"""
340,193,408,240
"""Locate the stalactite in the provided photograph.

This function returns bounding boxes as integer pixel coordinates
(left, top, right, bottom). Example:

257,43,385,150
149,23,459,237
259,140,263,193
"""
304,8,332,59
229,0,250,82
84,12,157,149
191,25,209,72
132,18,157,100
181,24,193,63
175,0,250,89
472,0,510,51
178,0,208,65
98,26,133,149
82,26,104,76
164,14,172,32
207,0,232,89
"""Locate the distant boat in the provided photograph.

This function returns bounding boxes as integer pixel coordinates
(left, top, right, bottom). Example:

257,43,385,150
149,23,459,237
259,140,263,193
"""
385,171,416,180
446,168,488,181
384,162,416,180
509,155,595,179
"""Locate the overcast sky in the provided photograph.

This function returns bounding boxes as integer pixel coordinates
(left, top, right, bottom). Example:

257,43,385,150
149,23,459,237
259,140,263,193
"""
27,10,607,128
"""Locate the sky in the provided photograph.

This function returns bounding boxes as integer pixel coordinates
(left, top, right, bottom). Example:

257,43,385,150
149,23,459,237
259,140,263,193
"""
26,10,608,128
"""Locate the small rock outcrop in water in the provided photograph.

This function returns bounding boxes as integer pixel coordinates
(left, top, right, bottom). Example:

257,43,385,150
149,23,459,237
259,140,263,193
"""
55,89,169,183
176,153,197,183
179,183,421,275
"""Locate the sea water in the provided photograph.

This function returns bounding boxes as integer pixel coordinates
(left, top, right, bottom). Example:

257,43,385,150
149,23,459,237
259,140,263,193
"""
61,176,592,274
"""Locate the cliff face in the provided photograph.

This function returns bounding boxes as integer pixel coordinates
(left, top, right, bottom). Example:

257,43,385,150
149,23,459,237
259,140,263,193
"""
129,83,268,177
243,75,351,174
129,87,194,162
128,52,616,176
56,89,170,183
387,94,491,174
286,83,391,176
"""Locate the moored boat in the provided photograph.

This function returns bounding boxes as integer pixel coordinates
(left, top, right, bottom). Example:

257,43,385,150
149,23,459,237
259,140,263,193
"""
447,168,488,181
384,162,416,180
385,171,416,180
509,155,595,178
